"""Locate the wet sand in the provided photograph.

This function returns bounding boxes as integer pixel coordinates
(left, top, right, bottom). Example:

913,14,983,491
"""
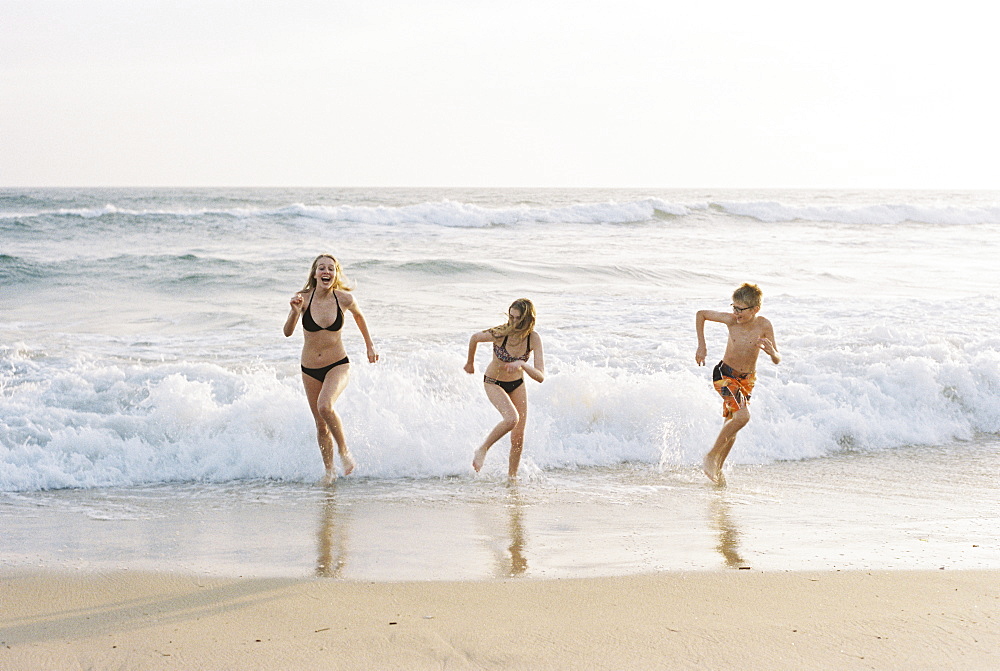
3,441,998,580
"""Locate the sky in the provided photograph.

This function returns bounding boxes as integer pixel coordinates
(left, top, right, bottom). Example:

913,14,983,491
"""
2,0,998,188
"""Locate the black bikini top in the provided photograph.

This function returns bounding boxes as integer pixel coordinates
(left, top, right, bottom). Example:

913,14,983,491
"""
302,289,344,332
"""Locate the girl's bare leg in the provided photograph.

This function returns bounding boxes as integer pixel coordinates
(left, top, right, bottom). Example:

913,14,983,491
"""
304,366,352,485
507,385,528,478
473,383,519,472
303,375,334,481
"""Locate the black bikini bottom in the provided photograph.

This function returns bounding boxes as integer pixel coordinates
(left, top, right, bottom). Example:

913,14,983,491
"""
301,356,350,382
484,375,523,395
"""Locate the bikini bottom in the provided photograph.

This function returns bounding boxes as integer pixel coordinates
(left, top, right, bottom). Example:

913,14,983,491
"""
484,375,524,395
301,356,350,383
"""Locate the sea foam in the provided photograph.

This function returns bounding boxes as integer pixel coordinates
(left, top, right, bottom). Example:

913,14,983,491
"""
4,197,999,227
2,328,998,491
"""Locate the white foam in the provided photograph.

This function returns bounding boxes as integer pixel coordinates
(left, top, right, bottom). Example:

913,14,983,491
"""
2,323,998,491
717,200,1000,226
5,196,1000,227
277,199,675,228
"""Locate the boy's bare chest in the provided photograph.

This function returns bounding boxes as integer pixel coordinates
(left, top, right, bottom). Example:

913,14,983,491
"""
728,324,763,349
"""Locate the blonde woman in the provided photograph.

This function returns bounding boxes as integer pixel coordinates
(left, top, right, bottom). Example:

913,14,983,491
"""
464,298,545,477
284,254,378,484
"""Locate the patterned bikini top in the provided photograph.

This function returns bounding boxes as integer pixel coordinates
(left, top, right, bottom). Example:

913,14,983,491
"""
494,333,531,363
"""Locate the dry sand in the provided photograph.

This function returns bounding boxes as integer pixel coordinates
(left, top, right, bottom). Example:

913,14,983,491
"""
2,569,997,670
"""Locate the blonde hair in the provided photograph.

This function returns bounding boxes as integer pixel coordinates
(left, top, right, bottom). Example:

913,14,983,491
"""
489,298,536,340
301,254,353,293
732,283,762,308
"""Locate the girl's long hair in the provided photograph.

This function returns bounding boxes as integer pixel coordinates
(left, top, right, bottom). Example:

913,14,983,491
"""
489,298,536,340
300,254,354,293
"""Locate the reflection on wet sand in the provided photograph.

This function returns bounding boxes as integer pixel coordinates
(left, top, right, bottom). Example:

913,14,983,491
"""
710,493,748,569
316,489,348,578
484,482,529,578
506,484,528,577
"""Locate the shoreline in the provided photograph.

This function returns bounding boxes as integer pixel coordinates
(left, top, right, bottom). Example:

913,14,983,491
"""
4,444,998,581
2,568,998,670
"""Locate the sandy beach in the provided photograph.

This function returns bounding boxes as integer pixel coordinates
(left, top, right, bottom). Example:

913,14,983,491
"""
3,442,998,668
2,568,997,670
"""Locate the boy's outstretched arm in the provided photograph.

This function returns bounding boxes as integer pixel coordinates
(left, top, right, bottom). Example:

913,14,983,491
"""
695,310,731,366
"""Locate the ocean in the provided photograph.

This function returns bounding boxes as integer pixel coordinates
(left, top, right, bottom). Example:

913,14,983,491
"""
2,187,998,578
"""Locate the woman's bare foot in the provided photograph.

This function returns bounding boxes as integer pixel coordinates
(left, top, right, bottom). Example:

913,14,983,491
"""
320,469,337,486
472,446,489,472
341,451,356,476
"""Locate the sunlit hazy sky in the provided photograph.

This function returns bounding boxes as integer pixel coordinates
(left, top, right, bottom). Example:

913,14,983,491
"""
2,0,998,188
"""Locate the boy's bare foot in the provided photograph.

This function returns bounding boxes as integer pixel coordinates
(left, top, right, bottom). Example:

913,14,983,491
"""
341,451,356,476
703,455,724,486
472,446,489,473
320,470,337,486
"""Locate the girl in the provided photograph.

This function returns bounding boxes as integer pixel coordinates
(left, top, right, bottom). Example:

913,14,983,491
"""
464,298,545,477
284,254,378,484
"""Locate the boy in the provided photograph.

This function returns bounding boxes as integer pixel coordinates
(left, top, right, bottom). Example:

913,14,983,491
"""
695,283,780,485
